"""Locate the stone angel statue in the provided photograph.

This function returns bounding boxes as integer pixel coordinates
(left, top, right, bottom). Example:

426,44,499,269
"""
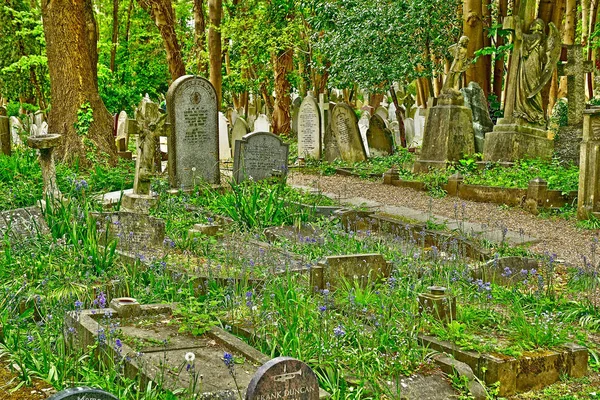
133,99,166,196
442,36,472,94
514,18,561,126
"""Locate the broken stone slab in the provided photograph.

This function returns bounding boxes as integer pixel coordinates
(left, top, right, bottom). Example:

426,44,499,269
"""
92,211,166,253
0,206,49,244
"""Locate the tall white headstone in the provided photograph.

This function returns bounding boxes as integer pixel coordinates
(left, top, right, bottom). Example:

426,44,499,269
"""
218,112,231,161
358,112,371,158
297,93,321,159
253,114,270,133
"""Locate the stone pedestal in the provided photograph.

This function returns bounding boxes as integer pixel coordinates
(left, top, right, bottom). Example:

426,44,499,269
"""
121,193,158,213
27,133,62,199
414,91,475,173
418,286,456,324
483,119,553,162
578,108,600,219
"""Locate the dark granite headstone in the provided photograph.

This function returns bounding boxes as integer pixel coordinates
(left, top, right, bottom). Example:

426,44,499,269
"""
246,357,319,400
166,75,220,188
233,132,289,183
47,387,118,400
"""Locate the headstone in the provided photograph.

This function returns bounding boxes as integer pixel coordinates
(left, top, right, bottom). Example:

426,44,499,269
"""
253,114,271,133
388,102,397,122
218,112,231,161
328,103,367,163
34,110,44,127
297,93,321,159
390,120,401,148
414,109,426,147
47,387,119,400
233,132,289,183
461,82,494,153
375,105,388,121
166,75,220,188
115,111,132,159
366,114,394,156
578,107,600,219
318,94,330,149
404,118,416,147
358,111,371,158
230,109,239,126
9,116,23,146
291,96,302,137
246,357,319,400
93,211,166,252
311,253,392,290
555,45,594,165
231,117,250,159
0,115,10,155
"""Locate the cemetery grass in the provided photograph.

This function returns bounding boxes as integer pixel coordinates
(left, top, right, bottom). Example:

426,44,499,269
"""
3,181,600,399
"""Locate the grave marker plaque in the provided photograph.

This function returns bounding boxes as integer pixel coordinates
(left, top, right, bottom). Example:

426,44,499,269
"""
246,357,319,400
166,75,219,188
47,387,119,400
297,94,321,159
233,132,289,183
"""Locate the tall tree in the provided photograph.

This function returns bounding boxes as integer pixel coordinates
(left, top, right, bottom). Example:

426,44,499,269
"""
194,0,207,75
463,0,491,95
137,0,186,81
41,0,117,164
110,0,119,72
208,0,222,107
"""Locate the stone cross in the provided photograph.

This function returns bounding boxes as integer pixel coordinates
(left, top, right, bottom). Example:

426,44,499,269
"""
501,0,538,123
558,45,594,126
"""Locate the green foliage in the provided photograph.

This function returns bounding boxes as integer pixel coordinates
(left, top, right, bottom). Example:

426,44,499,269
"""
74,102,94,136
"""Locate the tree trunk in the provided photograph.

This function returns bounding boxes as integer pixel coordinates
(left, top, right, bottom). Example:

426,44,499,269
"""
493,0,508,101
41,0,117,165
463,0,490,96
537,0,555,23
559,0,577,97
587,0,598,97
547,0,566,112
125,0,134,42
271,49,293,135
138,0,186,82
208,0,222,107
110,0,119,72
194,0,207,75
583,0,591,46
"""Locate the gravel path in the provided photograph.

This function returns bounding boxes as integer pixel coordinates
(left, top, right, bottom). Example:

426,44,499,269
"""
288,170,599,266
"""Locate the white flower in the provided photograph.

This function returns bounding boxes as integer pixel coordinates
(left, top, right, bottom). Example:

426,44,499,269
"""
185,352,195,363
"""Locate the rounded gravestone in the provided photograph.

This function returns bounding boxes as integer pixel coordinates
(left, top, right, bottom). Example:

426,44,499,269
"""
47,387,119,400
246,357,319,400
297,94,321,160
330,103,367,163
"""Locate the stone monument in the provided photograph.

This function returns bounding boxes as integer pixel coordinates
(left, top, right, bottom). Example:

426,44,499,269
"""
231,116,250,159
246,357,320,400
577,107,600,219
115,111,132,159
328,103,367,163
555,45,593,165
122,100,165,212
461,82,494,153
253,114,271,132
166,75,220,189
297,92,321,160
233,132,289,183
218,111,231,161
366,114,394,156
414,36,476,172
358,111,371,157
483,4,561,162
291,95,302,137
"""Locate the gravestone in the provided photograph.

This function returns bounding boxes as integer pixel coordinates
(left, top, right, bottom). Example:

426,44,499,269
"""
47,387,118,400
233,132,289,183
358,112,371,158
388,102,397,122
9,116,23,146
390,121,401,148
219,112,231,161
231,117,250,159
327,103,367,163
291,96,302,137
254,114,271,133
311,253,392,290
404,118,416,147
318,94,330,149
0,114,10,155
230,108,239,126
246,357,320,400
366,114,394,156
297,93,321,160
166,75,219,189
414,109,426,147
555,45,594,165
461,82,494,153
93,211,166,252
375,105,388,121
115,111,132,159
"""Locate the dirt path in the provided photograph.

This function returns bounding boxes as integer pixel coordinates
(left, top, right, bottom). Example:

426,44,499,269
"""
288,171,599,266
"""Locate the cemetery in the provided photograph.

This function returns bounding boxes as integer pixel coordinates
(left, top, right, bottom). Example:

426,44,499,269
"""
4,0,600,399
